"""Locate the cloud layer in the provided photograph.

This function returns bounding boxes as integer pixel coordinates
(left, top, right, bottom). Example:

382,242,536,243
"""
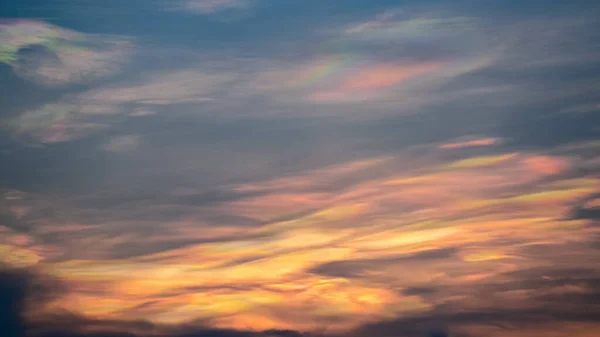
2,1,600,337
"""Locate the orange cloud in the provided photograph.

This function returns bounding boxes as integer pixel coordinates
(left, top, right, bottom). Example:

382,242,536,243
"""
13,148,600,332
523,155,570,176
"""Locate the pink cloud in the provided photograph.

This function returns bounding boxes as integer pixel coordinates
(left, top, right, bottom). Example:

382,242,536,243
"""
440,138,501,149
310,61,443,102
340,62,441,90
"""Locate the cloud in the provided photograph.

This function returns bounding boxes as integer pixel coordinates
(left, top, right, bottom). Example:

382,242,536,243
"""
4,140,600,332
558,103,600,115
242,11,496,107
0,267,36,337
0,20,133,87
2,3,600,336
169,0,251,14
103,135,141,153
569,193,600,221
0,265,65,337
309,248,459,279
4,69,232,144
308,61,443,103
349,267,600,336
129,108,157,117
4,262,600,337
401,287,437,296
0,265,307,337
6,102,106,144
439,138,501,150
6,8,597,149
77,69,230,107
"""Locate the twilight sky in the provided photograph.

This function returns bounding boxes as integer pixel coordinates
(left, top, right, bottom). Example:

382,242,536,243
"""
1,1,600,337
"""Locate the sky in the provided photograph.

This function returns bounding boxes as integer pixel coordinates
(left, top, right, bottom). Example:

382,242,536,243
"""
1,1,600,337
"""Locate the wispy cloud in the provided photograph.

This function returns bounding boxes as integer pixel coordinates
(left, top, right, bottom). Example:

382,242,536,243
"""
309,61,443,103
77,69,230,107
5,69,232,143
439,137,501,149
102,135,141,153
6,103,106,144
243,11,496,106
169,0,251,14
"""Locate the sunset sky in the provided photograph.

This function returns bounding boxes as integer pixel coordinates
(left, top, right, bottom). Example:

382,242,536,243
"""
1,1,600,337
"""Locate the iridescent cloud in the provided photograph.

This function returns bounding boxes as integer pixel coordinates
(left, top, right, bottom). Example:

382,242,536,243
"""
0,19,133,86
247,11,494,106
309,61,443,103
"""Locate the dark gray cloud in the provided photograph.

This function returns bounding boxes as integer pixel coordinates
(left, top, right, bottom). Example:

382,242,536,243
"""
569,193,600,222
0,211,31,233
401,287,438,297
0,267,29,337
309,248,459,278
0,266,65,337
